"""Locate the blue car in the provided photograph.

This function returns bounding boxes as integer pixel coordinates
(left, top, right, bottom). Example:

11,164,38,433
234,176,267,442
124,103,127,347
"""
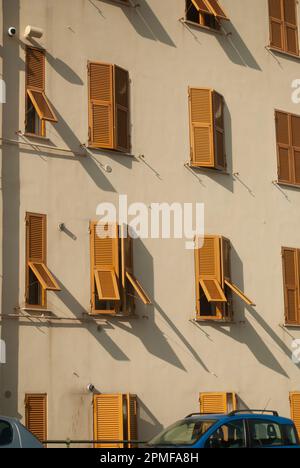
0,416,43,448
148,410,300,448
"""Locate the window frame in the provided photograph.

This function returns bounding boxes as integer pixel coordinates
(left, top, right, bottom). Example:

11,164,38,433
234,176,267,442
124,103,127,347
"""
268,0,299,57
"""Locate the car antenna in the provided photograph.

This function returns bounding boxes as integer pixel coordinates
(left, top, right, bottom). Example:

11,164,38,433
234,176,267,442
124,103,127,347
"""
262,398,271,414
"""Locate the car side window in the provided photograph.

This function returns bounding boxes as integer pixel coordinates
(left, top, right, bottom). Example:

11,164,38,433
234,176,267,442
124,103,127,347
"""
205,420,246,449
249,419,285,447
0,420,13,446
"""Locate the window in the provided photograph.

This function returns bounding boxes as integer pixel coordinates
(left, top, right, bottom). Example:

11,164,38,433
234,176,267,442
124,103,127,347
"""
189,88,226,170
25,47,57,137
249,419,288,448
268,0,299,56
0,420,13,446
149,419,217,447
199,392,237,414
90,223,151,315
282,248,300,325
185,0,229,31
194,236,254,320
25,394,47,444
290,392,300,437
275,110,300,187
88,62,130,152
25,213,60,308
93,394,137,448
205,419,246,448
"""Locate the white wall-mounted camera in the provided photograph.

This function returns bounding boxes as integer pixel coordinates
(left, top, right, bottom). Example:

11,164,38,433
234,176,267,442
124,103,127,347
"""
8,27,17,37
87,384,95,393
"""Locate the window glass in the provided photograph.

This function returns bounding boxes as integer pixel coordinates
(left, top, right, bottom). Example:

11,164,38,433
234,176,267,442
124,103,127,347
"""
0,420,13,446
249,419,285,447
205,419,246,448
149,419,217,446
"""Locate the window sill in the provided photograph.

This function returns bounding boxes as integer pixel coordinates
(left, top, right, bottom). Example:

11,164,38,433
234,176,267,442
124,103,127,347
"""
21,308,54,316
23,133,50,142
181,19,224,36
86,144,134,158
266,46,300,61
283,323,300,329
86,312,139,320
274,180,300,190
103,0,134,7
193,318,235,324
186,163,229,175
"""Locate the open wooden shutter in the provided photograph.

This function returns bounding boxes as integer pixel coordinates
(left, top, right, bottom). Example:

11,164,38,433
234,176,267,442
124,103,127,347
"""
200,392,236,414
114,66,130,153
26,47,57,123
282,247,300,324
88,62,114,149
189,88,214,167
191,0,212,15
213,91,226,170
25,394,47,444
276,111,293,184
283,0,299,55
205,0,229,20
90,222,120,311
127,394,138,448
269,0,285,49
26,213,60,293
197,236,226,303
93,394,124,448
224,279,255,306
290,392,300,437
291,114,300,185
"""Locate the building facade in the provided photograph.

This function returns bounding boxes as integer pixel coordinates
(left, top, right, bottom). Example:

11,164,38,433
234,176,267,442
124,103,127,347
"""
1,0,300,446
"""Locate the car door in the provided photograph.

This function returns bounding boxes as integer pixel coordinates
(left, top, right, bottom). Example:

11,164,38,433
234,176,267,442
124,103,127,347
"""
247,418,295,448
204,418,247,448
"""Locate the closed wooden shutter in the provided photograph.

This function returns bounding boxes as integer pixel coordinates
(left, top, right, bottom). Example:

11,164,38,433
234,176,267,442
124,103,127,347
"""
93,394,124,448
276,111,292,184
114,66,130,153
283,0,299,55
290,392,300,437
26,213,60,293
189,88,214,167
213,91,226,170
197,236,226,303
25,394,47,443
269,0,284,50
127,394,138,448
90,222,120,312
291,114,300,185
282,247,300,324
88,62,114,149
200,393,228,414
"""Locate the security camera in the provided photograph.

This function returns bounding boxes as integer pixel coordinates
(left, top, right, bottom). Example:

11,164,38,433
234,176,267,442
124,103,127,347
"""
87,384,95,393
8,27,16,37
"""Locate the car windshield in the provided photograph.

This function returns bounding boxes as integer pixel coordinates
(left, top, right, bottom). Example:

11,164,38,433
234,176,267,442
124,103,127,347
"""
148,419,217,446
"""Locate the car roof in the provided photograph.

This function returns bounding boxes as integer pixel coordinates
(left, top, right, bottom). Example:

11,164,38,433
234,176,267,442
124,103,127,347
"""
0,415,19,423
185,414,294,425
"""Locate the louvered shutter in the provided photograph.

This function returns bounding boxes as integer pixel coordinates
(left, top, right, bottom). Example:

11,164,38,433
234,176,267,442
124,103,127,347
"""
200,393,228,414
276,111,292,184
290,393,300,437
93,394,124,448
88,62,114,149
191,0,212,14
269,0,284,49
26,47,45,91
189,88,214,167
197,236,226,303
282,247,299,324
213,91,226,170
291,114,300,185
90,222,120,310
283,0,299,55
114,66,130,153
127,394,138,448
206,0,229,20
25,394,47,444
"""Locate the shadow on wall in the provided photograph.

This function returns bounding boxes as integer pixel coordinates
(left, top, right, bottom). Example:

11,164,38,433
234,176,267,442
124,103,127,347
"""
218,22,261,71
121,0,176,47
138,398,163,441
0,0,21,417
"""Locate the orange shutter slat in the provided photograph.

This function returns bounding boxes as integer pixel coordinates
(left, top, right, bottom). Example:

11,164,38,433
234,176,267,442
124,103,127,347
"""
189,88,214,167
290,393,300,437
283,0,299,55
93,394,124,448
282,247,299,324
26,47,45,91
27,213,46,263
25,394,47,444
127,394,138,448
275,111,293,184
269,0,284,49
114,66,130,153
213,91,226,170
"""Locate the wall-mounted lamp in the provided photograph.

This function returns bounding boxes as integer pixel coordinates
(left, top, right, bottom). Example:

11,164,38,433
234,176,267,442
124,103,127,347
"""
24,25,44,39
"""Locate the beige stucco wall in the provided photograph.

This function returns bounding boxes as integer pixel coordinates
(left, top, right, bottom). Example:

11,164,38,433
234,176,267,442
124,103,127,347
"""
1,0,300,443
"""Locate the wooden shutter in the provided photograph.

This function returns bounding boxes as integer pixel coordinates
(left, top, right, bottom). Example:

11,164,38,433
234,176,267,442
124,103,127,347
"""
269,0,285,49
199,392,235,414
114,66,130,153
283,0,299,55
189,88,214,167
90,222,120,312
127,394,138,448
224,279,255,306
197,235,226,303
291,114,300,185
276,111,293,184
191,0,212,14
206,0,229,20
93,394,124,448
26,213,60,293
25,394,47,443
290,392,300,437
88,62,114,149
213,91,226,170
282,247,300,324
